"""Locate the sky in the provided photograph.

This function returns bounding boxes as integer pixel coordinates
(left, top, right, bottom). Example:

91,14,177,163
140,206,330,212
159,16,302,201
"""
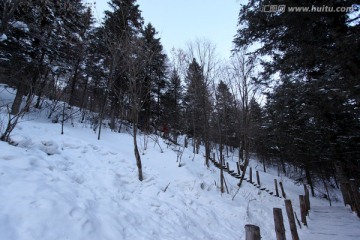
86,0,241,59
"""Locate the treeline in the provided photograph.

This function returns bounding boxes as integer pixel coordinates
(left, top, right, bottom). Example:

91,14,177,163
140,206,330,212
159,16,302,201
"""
0,0,359,196
0,0,262,182
235,0,360,198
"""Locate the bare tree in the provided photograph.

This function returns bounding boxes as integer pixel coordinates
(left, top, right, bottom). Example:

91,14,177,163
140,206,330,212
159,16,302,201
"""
125,36,156,181
225,49,259,188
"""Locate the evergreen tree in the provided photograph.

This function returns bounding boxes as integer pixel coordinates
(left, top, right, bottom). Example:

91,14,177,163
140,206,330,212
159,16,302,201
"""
139,23,167,131
235,0,360,189
213,80,236,147
102,0,144,131
184,58,212,165
102,0,146,181
162,68,183,141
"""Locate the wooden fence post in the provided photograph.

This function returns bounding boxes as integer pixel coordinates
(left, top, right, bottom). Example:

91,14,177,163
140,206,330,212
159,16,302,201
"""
299,195,307,226
245,224,261,240
345,182,355,211
250,167,253,183
236,162,240,175
275,179,279,197
349,179,360,217
273,208,286,240
304,184,310,215
226,162,230,171
279,181,286,199
335,162,351,206
256,171,261,186
285,200,299,240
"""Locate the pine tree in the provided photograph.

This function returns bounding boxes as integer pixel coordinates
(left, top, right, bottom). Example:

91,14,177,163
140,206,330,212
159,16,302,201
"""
184,58,212,166
235,0,360,189
162,68,183,141
101,0,144,132
139,23,167,132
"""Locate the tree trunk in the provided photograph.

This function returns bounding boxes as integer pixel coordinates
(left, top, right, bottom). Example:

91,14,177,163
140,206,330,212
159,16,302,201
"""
11,84,26,115
220,142,224,193
110,98,117,130
205,138,210,167
68,59,81,107
335,161,351,206
133,115,143,181
305,165,315,197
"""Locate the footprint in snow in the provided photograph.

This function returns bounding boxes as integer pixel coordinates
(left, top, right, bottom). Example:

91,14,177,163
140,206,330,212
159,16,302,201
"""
0,155,15,161
69,207,85,221
40,140,60,155
82,219,95,234
88,144,99,151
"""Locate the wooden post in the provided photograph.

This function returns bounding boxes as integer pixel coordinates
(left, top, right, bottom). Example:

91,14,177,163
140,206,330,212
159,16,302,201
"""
226,162,230,171
345,182,355,211
250,167,253,183
275,179,279,197
213,152,215,162
304,184,310,214
335,162,351,206
273,208,286,240
236,162,241,175
256,171,261,186
245,224,261,240
349,180,360,217
279,181,286,199
299,195,307,226
285,200,299,240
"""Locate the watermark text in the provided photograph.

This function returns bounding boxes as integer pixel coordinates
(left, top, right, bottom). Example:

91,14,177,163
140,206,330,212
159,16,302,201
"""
261,5,358,13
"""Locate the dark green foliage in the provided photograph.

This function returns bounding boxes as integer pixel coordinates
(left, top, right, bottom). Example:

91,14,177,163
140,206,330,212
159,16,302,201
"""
162,68,184,134
213,80,237,147
184,58,211,137
139,23,167,131
235,0,360,185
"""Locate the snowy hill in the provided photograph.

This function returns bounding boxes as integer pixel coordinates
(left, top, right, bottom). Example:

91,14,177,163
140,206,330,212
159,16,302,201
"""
1,86,360,240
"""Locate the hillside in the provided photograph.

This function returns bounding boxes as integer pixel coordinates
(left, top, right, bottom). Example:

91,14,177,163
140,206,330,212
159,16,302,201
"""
1,86,360,239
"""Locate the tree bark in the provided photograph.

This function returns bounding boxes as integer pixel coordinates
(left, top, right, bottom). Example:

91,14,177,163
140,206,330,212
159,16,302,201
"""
133,112,143,181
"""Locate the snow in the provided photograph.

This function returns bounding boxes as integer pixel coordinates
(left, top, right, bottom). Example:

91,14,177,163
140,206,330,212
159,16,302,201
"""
0,34,7,42
1,86,360,239
10,21,29,32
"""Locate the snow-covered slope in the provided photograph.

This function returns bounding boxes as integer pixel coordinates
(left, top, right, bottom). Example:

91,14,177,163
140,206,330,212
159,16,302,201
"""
1,86,360,239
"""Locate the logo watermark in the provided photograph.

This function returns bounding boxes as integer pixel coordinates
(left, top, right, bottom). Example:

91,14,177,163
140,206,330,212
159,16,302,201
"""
261,4,358,13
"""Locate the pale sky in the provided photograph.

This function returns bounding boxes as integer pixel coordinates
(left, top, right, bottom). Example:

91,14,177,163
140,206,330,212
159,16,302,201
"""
87,0,240,58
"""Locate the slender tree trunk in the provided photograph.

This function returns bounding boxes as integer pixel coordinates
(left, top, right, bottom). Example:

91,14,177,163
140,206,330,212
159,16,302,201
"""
110,98,116,130
133,111,143,181
220,141,224,193
11,84,26,115
80,76,89,112
238,137,250,188
68,59,81,107
305,164,315,197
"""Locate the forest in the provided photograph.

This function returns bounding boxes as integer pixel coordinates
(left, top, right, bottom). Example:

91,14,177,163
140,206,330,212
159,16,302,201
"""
0,0,359,204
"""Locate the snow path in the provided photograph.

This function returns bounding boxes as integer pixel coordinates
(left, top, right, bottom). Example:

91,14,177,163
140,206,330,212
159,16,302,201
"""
305,205,360,240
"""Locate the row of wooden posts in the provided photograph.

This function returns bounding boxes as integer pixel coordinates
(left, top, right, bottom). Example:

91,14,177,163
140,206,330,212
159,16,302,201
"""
210,157,312,239
240,164,287,199
335,163,360,218
245,185,311,240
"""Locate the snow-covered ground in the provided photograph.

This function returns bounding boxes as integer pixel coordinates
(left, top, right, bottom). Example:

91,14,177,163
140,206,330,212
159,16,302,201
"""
1,85,360,239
